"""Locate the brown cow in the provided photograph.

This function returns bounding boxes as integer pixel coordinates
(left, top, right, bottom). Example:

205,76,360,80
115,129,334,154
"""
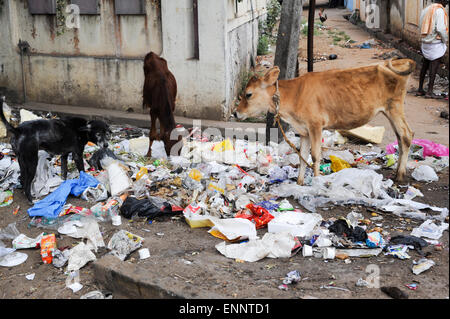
234,58,415,184
142,52,178,158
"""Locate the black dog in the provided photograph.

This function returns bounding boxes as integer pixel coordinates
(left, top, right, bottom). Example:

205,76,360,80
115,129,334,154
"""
1,97,111,203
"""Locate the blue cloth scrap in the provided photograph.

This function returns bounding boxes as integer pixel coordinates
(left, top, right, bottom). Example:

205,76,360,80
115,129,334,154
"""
27,171,99,218
256,200,279,211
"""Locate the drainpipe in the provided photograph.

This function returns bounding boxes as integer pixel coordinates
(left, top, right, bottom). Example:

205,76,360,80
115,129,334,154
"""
18,39,30,103
307,0,316,72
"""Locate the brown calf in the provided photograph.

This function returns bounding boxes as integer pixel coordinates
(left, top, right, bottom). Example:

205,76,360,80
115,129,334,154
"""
235,59,416,184
142,52,178,158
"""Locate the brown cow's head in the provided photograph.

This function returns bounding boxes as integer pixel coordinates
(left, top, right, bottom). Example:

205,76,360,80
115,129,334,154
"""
234,67,280,120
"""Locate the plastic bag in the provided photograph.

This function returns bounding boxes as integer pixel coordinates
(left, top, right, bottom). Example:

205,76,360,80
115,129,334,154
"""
412,258,435,275
411,165,439,182
330,155,352,172
107,230,143,261
235,203,274,229
386,139,449,158
150,140,168,159
27,171,100,218
215,232,296,262
411,220,449,240
81,183,109,202
0,222,20,240
0,190,13,207
31,151,63,198
67,242,96,272
366,231,384,248
119,196,174,220
106,161,132,196
13,233,44,249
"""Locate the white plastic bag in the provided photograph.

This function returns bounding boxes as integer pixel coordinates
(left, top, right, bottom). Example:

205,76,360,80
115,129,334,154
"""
106,161,132,196
411,220,448,240
67,242,96,272
215,232,296,262
411,165,439,182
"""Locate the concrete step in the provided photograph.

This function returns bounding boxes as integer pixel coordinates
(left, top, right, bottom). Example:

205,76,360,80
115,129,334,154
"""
92,255,226,299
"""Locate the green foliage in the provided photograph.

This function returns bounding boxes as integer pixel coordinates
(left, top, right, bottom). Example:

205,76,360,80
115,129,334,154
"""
257,34,270,55
56,0,67,36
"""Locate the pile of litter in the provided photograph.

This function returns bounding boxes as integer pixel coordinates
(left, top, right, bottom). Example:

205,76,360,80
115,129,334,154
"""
0,107,449,297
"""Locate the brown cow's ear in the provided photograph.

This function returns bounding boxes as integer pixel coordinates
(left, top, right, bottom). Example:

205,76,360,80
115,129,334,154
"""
262,67,280,87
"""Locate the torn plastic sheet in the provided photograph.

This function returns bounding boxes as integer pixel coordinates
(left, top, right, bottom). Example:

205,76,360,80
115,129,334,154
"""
268,211,322,238
270,169,394,212
58,217,105,252
67,242,96,272
0,222,20,240
81,183,108,202
410,220,449,240
269,168,448,219
31,151,63,199
0,156,20,191
382,200,449,221
107,230,143,261
215,232,297,262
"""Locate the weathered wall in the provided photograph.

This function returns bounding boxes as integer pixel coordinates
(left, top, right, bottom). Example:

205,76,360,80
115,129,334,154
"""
0,0,161,112
0,0,268,121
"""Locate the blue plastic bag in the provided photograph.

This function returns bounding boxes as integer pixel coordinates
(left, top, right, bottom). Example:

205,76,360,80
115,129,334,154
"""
28,172,99,218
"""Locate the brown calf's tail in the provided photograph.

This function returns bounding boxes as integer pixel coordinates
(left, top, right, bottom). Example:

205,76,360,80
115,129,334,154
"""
0,96,17,135
386,58,416,76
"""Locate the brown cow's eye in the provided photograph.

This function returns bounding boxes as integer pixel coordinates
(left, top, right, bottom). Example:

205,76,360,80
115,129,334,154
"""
246,93,252,99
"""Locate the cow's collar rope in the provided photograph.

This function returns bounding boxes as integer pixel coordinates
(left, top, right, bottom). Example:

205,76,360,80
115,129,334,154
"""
272,80,313,173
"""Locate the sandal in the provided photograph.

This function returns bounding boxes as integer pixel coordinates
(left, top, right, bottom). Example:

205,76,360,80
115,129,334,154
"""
415,91,426,97
424,93,444,99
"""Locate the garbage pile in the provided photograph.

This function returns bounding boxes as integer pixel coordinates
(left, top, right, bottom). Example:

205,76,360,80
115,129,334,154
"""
0,108,449,297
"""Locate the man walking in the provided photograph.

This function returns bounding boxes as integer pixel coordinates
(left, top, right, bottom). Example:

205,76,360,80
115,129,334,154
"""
417,0,448,99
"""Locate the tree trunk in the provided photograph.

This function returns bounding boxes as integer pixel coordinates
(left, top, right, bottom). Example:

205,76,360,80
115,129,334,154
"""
266,0,303,144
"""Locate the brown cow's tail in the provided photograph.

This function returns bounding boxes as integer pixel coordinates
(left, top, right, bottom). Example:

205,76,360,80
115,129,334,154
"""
386,58,416,76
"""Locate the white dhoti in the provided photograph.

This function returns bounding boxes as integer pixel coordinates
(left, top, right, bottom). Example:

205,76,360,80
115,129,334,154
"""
421,42,447,61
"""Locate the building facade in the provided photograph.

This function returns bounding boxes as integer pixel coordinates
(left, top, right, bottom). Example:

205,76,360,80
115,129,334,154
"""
0,0,268,120
351,0,449,66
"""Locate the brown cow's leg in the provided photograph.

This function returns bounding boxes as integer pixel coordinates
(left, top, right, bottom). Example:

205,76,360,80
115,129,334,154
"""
297,134,311,185
146,114,158,158
385,107,413,182
308,125,323,178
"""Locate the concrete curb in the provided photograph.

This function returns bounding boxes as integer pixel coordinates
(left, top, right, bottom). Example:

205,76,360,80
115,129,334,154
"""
13,101,266,137
92,255,226,299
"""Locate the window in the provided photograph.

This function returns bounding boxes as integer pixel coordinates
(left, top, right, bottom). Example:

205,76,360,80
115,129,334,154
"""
114,0,146,15
70,0,100,15
27,0,56,15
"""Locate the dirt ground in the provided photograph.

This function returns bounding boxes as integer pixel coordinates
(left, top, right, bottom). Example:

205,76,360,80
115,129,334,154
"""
1,7,449,300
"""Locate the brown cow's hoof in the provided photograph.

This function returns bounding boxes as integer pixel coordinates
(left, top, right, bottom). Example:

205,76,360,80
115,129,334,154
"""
395,174,406,184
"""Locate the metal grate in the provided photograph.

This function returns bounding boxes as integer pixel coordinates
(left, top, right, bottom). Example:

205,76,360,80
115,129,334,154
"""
114,0,146,15
70,0,100,15
27,0,56,15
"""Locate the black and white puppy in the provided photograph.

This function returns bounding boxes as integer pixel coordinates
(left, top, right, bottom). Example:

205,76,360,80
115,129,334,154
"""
1,97,112,203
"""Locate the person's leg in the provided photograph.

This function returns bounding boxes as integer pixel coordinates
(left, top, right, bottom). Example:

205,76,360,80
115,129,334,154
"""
425,58,443,99
417,57,430,96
